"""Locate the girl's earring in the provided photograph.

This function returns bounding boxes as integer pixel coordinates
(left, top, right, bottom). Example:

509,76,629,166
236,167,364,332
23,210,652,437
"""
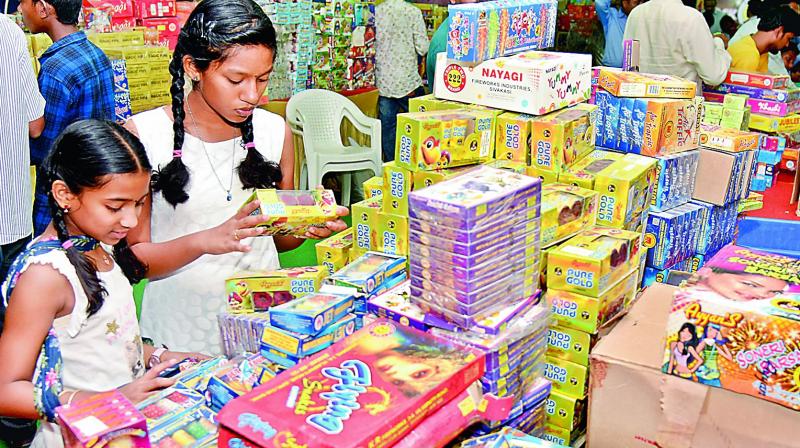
63,205,70,214
192,77,199,82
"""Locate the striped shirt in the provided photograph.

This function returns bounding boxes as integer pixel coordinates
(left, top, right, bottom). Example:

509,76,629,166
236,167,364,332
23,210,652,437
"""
0,14,45,244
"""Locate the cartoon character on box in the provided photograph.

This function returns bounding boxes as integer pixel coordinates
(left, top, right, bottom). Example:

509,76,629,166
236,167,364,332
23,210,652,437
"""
694,323,733,387
666,322,704,379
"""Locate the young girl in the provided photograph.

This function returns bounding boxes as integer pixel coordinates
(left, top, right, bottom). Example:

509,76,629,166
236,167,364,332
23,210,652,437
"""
673,266,790,312
0,120,268,447
125,0,348,355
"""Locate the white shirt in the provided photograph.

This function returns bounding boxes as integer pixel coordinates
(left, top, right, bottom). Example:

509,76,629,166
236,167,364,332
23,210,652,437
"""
132,107,284,355
0,14,45,244
729,17,790,76
623,0,731,89
375,0,429,98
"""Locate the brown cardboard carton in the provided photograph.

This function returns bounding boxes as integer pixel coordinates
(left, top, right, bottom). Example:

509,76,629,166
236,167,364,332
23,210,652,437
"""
588,284,800,448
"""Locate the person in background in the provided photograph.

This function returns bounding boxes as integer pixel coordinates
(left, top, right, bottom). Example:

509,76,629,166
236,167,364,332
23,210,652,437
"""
728,5,800,73
0,13,46,447
623,0,732,89
18,0,115,236
596,0,641,68
426,0,478,89
730,0,799,75
376,0,429,162
704,0,728,33
782,40,799,70
720,15,740,38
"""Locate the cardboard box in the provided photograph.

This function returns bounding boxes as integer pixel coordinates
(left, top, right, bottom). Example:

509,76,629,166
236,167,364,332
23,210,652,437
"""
545,388,586,432
748,113,800,133
540,183,598,248
315,229,353,275
594,153,657,230
245,189,339,237
226,267,328,313
710,83,800,102
382,162,413,215
559,149,624,189
217,320,486,448
446,0,558,65
530,103,598,174
269,290,354,335
138,0,177,19
597,69,697,99
412,165,476,190
57,391,149,447
495,112,535,163
588,283,800,448
395,110,495,172
725,70,791,90
547,227,642,296
545,268,639,334
650,150,700,212
433,51,592,116
377,211,409,256
362,176,383,199
692,147,755,206
352,195,382,252
699,124,760,152
546,324,596,366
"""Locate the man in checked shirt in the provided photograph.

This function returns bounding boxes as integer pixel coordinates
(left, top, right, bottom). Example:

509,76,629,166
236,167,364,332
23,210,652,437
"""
18,0,115,235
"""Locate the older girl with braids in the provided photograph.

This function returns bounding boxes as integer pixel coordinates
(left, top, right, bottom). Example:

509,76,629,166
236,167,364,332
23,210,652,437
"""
124,0,347,355
0,120,266,447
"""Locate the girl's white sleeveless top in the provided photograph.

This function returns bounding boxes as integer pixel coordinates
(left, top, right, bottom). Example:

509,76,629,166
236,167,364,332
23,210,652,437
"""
131,107,284,355
8,249,145,448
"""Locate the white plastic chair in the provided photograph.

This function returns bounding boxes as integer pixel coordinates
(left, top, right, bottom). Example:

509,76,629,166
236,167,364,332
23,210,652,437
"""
286,89,383,206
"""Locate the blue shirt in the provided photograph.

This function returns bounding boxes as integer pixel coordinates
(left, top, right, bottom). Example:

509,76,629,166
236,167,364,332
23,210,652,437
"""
596,0,627,68
30,31,114,166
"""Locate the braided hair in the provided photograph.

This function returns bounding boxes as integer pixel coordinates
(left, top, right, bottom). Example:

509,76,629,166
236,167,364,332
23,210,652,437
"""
152,0,282,207
44,120,151,316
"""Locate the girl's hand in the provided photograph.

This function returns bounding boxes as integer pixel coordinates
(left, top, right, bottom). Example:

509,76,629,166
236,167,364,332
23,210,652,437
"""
161,350,211,364
305,206,350,240
203,200,268,255
118,359,177,404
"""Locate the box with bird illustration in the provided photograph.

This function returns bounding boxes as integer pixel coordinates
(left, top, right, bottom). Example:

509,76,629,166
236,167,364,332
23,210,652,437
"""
530,103,598,175
395,109,496,172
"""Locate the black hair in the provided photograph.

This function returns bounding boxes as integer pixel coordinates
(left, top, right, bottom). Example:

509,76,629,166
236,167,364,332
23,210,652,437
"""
152,0,282,207
678,322,700,356
758,5,800,34
35,0,81,26
44,120,151,316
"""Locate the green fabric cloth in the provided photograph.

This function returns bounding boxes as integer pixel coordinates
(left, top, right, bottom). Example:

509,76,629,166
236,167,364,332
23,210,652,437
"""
426,16,451,89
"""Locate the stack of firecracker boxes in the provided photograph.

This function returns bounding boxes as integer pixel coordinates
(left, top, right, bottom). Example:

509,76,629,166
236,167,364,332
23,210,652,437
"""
311,0,376,91
256,0,315,100
704,70,800,193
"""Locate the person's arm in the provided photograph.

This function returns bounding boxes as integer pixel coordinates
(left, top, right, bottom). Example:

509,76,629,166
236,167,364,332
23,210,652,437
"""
682,15,732,87
689,347,704,372
595,0,612,26
412,9,430,56
29,117,45,139
718,343,733,361
0,264,65,419
17,33,45,139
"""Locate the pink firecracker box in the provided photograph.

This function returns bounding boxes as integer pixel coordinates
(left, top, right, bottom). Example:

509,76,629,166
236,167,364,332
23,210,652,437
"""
217,319,486,448
747,98,800,117
56,390,150,447
138,0,177,19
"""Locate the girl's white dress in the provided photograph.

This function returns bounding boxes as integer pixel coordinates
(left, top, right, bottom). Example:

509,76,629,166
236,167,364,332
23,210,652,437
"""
7,249,145,448
131,108,285,355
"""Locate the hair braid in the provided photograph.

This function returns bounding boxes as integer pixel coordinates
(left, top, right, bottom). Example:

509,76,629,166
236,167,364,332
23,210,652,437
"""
48,194,107,316
151,52,191,207
237,116,282,189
